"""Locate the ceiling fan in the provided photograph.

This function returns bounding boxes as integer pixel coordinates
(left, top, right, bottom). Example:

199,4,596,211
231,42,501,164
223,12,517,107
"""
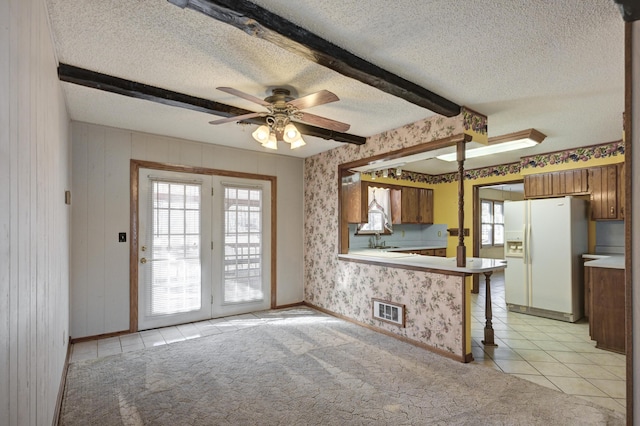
209,87,350,150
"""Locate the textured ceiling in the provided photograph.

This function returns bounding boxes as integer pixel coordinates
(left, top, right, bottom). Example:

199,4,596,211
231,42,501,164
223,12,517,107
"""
46,0,625,173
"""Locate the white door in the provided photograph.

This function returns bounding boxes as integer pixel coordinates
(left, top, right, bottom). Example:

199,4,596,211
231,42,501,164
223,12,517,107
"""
138,169,271,330
211,177,271,318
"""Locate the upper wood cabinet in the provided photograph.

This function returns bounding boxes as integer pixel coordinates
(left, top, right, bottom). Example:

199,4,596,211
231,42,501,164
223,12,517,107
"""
342,180,403,224
524,169,589,199
552,169,589,196
589,164,623,220
342,179,368,224
524,173,553,198
401,187,433,224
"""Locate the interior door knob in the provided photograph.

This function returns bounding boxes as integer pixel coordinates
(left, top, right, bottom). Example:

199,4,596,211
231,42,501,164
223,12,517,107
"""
140,258,147,264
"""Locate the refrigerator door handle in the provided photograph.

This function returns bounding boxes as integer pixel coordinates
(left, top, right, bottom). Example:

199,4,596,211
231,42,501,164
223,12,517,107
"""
526,223,532,264
522,224,528,264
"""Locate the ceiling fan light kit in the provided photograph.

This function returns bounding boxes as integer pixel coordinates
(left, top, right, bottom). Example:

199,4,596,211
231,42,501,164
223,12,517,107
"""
210,87,349,151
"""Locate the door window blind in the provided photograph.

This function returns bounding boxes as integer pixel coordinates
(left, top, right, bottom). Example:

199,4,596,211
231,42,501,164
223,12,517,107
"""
148,180,202,315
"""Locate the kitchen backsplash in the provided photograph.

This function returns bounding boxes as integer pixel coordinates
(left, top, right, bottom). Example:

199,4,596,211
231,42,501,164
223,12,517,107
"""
349,223,448,249
595,220,625,254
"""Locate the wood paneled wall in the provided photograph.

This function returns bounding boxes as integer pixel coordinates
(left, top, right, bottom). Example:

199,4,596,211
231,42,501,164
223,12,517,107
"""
0,0,72,424
71,123,305,339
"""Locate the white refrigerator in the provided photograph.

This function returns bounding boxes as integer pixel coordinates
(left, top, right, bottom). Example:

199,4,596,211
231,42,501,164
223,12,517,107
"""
503,196,588,322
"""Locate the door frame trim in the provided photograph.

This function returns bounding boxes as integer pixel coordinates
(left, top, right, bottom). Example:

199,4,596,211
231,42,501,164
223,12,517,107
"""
129,159,278,332
471,180,523,292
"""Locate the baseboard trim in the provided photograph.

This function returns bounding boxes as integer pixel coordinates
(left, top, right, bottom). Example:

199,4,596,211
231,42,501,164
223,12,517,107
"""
304,302,466,363
70,329,131,344
273,301,305,310
52,337,72,426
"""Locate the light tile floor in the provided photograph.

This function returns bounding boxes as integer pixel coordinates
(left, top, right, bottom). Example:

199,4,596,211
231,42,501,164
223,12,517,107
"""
70,277,626,416
69,312,269,363
471,271,626,414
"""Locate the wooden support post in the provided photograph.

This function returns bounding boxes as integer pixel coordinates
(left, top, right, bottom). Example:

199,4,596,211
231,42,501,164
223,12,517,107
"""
481,271,497,347
456,141,466,267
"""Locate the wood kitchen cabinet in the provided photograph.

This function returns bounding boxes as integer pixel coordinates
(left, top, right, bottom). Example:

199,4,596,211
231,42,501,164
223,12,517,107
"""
342,178,368,224
552,169,589,196
396,248,447,257
587,266,625,354
342,179,402,224
342,179,433,225
524,169,589,199
401,187,433,224
524,173,553,198
589,164,623,220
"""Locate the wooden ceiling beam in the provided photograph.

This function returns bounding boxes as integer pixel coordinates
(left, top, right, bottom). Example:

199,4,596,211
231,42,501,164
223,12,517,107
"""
614,0,640,22
167,0,461,117
57,63,366,145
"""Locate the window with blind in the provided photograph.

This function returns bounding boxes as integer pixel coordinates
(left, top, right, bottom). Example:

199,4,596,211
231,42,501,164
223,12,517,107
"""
148,180,202,315
223,185,264,303
481,199,505,247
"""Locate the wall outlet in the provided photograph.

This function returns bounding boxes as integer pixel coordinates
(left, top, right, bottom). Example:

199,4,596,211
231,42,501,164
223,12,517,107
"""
119,232,126,243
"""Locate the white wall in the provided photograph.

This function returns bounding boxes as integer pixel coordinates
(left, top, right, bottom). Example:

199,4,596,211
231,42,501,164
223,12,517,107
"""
70,122,304,338
0,0,71,424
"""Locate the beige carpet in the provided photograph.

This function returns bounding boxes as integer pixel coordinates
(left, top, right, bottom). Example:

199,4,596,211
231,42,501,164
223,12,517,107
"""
59,308,624,425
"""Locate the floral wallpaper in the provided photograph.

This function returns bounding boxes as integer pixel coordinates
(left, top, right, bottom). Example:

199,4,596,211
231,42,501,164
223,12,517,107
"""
304,114,469,359
520,140,624,169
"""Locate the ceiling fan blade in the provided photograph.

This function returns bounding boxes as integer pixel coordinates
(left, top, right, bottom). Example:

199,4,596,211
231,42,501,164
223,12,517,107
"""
216,87,271,107
288,90,339,110
297,111,350,132
208,112,266,125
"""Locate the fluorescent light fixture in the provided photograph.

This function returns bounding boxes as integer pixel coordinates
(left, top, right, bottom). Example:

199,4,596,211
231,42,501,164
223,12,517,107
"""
436,128,546,162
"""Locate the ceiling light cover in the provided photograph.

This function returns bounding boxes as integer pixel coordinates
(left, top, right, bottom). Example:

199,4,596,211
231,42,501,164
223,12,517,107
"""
290,137,306,149
436,128,546,162
252,125,270,143
262,133,278,150
283,123,301,143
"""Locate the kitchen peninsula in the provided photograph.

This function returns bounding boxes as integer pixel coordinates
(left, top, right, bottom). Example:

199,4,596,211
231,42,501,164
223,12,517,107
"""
338,248,505,362
304,110,506,363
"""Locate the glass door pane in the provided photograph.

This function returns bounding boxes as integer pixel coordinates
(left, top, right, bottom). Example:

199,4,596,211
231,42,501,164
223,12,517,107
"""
149,181,202,315
223,186,264,303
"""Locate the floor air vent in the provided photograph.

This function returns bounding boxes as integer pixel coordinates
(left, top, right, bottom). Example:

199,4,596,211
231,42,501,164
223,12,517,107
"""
372,299,405,327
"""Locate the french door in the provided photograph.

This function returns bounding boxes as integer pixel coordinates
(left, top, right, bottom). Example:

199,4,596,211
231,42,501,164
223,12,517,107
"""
137,168,271,330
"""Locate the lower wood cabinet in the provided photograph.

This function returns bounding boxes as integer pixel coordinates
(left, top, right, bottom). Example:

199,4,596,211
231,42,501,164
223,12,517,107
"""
397,248,446,257
587,266,625,354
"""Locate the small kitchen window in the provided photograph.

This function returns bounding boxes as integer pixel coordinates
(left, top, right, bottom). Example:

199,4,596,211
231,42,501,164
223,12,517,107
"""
481,199,504,247
356,187,393,235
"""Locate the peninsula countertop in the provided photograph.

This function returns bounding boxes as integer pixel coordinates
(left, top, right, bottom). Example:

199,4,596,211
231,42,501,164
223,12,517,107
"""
339,249,506,274
583,254,625,270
